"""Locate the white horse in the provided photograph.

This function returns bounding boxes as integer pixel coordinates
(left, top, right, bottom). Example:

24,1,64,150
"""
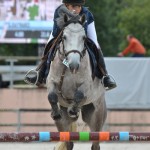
47,14,107,150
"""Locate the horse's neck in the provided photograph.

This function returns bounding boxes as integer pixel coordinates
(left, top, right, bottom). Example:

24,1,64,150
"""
80,53,92,74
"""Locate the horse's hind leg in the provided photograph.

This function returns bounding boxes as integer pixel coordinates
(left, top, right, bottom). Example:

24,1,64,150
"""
81,101,107,150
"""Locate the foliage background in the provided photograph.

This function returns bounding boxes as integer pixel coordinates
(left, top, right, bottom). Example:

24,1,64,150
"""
0,0,150,57
86,0,150,56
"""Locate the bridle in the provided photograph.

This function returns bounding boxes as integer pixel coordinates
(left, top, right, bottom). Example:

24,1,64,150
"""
58,24,86,61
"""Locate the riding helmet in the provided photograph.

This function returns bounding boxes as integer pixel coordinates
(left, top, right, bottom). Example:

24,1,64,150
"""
62,0,85,5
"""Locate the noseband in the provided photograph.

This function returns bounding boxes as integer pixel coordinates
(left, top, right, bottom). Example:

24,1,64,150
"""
64,49,85,58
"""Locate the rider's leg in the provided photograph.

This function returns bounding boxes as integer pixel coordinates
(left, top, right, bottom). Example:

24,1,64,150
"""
97,48,117,89
24,30,63,86
86,22,116,89
85,38,116,89
24,39,54,86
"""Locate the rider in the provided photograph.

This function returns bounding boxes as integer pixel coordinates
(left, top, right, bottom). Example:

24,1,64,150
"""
25,0,117,90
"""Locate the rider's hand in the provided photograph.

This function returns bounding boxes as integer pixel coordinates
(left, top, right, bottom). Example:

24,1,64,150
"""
117,52,124,57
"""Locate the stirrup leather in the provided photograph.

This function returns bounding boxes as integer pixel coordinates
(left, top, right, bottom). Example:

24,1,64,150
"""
24,69,39,85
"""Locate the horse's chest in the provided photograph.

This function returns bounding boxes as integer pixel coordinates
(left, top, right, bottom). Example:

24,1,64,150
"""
56,72,84,98
62,76,82,93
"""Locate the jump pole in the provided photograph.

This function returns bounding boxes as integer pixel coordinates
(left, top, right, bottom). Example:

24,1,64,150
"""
0,132,150,142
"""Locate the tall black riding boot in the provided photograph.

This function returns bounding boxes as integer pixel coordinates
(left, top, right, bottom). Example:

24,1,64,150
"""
97,48,117,90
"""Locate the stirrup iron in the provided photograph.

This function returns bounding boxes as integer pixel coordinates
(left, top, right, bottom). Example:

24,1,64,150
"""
24,69,39,85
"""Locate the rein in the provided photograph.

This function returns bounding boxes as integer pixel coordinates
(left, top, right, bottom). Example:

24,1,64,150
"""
35,30,64,71
57,22,86,101
35,17,84,72
57,65,67,99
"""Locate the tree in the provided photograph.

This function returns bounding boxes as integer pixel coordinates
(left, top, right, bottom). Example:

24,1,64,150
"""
86,0,124,56
0,0,150,57
117,0,150,56
86,0,150,56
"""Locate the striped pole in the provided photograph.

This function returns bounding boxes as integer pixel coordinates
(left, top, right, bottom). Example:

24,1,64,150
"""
0,132,150,142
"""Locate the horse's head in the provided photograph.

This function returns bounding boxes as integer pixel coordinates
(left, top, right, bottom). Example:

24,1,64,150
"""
61,14,86,73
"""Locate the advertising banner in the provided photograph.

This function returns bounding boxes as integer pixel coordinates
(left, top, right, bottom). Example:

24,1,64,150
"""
0,0,61,43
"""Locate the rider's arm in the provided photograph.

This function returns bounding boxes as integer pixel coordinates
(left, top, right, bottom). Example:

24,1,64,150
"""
87,21,100,49
84,8,101,49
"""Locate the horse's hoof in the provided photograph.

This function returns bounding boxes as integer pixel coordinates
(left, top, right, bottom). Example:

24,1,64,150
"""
67,108,79,118
51,111,62,120
91,145,100,150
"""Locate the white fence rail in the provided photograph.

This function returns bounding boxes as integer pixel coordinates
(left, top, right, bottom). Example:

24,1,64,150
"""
0,108,150,132
0,65,36,81
0,56,39,87
1,57,150,109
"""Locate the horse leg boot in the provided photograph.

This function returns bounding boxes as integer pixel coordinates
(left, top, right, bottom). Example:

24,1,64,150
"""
97,48,117,90
68,90,85,118
48,92,62,120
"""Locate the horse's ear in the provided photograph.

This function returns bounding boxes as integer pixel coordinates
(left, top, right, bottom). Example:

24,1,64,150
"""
80,14,86,25
64,14,69,23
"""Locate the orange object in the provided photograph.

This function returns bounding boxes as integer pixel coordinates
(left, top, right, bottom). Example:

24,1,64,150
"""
60,132,70,141
99,132,110,141
122,37,146,56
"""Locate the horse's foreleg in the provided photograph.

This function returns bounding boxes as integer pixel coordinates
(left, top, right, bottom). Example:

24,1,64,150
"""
54,106,76,150
48,92,62,120
68,90,85,118
81,100,107,150
74,90,85,103
91,142,100,150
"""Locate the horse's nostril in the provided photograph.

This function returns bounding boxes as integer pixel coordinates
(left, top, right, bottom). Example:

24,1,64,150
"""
69,63,79,73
